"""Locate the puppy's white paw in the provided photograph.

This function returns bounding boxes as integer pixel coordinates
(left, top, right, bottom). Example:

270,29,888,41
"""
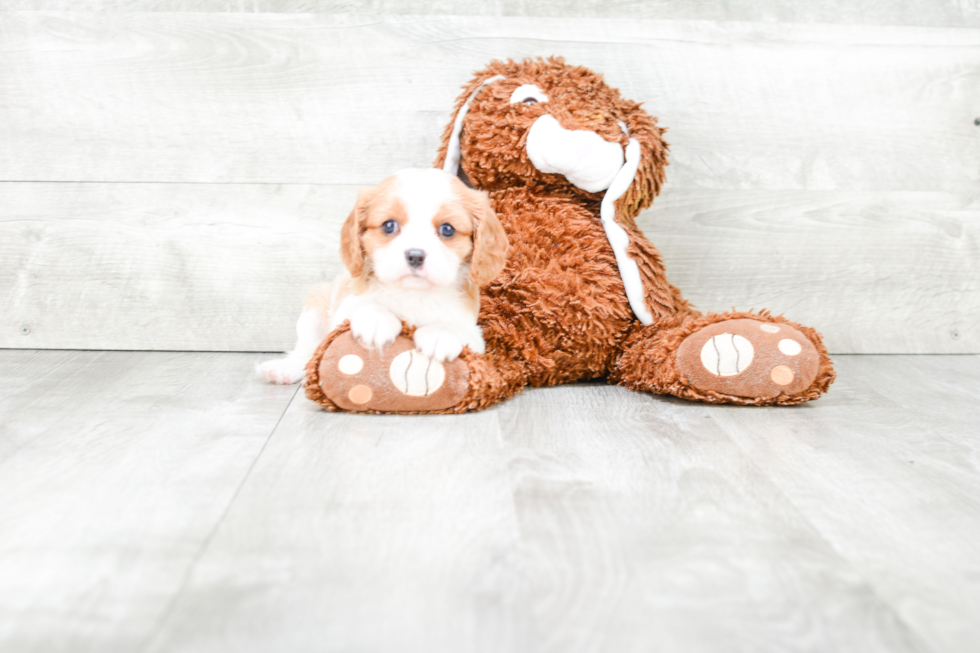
350,304,403,350
256,357,307,385
413,325,464,362
463,326,486,354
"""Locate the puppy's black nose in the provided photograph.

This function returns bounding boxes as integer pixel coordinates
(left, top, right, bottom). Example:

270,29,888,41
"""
405,249,426,269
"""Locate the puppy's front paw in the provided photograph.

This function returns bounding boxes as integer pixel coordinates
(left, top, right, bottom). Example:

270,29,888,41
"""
256,357,307,385
413,325,464,362
350,305,403,351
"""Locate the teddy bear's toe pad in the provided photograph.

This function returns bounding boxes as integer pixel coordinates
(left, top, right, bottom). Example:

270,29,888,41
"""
317,332,469,412
676,319,819,399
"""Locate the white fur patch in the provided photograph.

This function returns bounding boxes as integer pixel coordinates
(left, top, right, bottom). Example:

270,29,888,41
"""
413,324,465,362
348,303,403,350
599,138,652,325
526,115,624,193
395,168,455,220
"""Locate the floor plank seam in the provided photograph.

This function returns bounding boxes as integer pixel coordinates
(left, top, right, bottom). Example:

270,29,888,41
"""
135,381,302,653
722,431,939,652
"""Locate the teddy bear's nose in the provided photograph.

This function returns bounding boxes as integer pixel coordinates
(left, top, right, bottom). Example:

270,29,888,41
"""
525,114,625,193
405,249,426,268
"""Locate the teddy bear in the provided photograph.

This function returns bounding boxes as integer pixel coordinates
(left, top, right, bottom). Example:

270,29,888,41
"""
304,57,836,413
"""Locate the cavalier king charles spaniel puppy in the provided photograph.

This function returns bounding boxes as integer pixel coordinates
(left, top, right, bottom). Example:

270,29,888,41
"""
258,168,508,384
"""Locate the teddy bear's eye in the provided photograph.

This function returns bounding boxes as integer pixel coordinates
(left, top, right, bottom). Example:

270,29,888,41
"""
438,223,456,238
381,220,399,235
510,84,548,105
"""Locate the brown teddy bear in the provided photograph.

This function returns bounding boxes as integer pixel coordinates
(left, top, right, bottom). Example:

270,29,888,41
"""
305,57,835,413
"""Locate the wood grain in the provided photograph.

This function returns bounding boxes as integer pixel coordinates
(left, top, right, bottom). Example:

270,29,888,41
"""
2,11,977,353
2,182,975,353
0,350,297,653
144,403,527,653
143,354,980,653
0,182,356,351
643,188,980,355
719,355,980,652
2,350,978,651
1,13,977,191
4,1,980,28
494,381,933,653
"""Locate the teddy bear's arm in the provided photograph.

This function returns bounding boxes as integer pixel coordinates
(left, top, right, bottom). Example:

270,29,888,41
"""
616,221,682,322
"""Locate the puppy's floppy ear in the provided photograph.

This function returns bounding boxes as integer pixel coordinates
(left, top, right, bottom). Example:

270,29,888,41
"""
463,187,508,286
340,188,371,277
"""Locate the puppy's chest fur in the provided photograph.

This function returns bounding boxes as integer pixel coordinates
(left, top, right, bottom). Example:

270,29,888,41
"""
365,283,475,326
326,276,477,332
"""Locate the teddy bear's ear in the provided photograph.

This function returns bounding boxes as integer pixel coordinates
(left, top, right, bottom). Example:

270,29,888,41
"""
616,101,669,225
433,62,511,174
461,186,508,287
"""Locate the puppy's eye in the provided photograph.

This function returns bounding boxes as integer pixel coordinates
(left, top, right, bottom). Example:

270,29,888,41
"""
381,220,399,235
438,223,456,238
522,97,537,105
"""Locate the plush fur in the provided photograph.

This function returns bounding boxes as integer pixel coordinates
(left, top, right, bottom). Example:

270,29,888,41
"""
304,57,835,411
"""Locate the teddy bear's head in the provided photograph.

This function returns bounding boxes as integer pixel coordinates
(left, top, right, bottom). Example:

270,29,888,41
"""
434,57,669,222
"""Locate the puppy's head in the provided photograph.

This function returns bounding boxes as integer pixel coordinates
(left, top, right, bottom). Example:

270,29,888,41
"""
340,168,508,292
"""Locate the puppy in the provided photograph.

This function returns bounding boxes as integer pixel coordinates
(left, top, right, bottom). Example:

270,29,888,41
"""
257,168,508,385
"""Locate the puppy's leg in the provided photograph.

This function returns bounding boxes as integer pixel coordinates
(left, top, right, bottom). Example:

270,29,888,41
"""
256,308,329,385
413,322,484,362
349,303,403,351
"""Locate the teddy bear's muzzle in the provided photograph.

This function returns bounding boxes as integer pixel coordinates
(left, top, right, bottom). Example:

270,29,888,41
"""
525,114,625,193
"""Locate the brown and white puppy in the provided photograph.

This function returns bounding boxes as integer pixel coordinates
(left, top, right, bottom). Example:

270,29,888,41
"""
258,168,508,385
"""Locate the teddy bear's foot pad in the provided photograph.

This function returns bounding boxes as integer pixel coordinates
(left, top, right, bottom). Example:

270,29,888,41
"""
676,319,820,399
317,332,469,412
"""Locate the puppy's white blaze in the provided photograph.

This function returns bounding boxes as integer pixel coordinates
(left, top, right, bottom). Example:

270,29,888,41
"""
395,169,456,222
526,114,625,193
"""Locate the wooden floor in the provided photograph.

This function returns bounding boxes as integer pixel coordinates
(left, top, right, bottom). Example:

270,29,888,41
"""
1,351,978,653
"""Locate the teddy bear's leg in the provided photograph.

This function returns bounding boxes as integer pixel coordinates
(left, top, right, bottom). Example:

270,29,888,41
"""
303,322,528,414
611,311,836,406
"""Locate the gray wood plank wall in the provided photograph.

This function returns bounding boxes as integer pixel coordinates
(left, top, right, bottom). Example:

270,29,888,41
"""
2,4,978,353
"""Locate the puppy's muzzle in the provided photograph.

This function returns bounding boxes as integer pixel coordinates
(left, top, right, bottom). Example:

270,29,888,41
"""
405,249,426,269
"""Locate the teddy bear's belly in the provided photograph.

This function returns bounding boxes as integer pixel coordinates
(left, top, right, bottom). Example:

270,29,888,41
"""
478,188,636,386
